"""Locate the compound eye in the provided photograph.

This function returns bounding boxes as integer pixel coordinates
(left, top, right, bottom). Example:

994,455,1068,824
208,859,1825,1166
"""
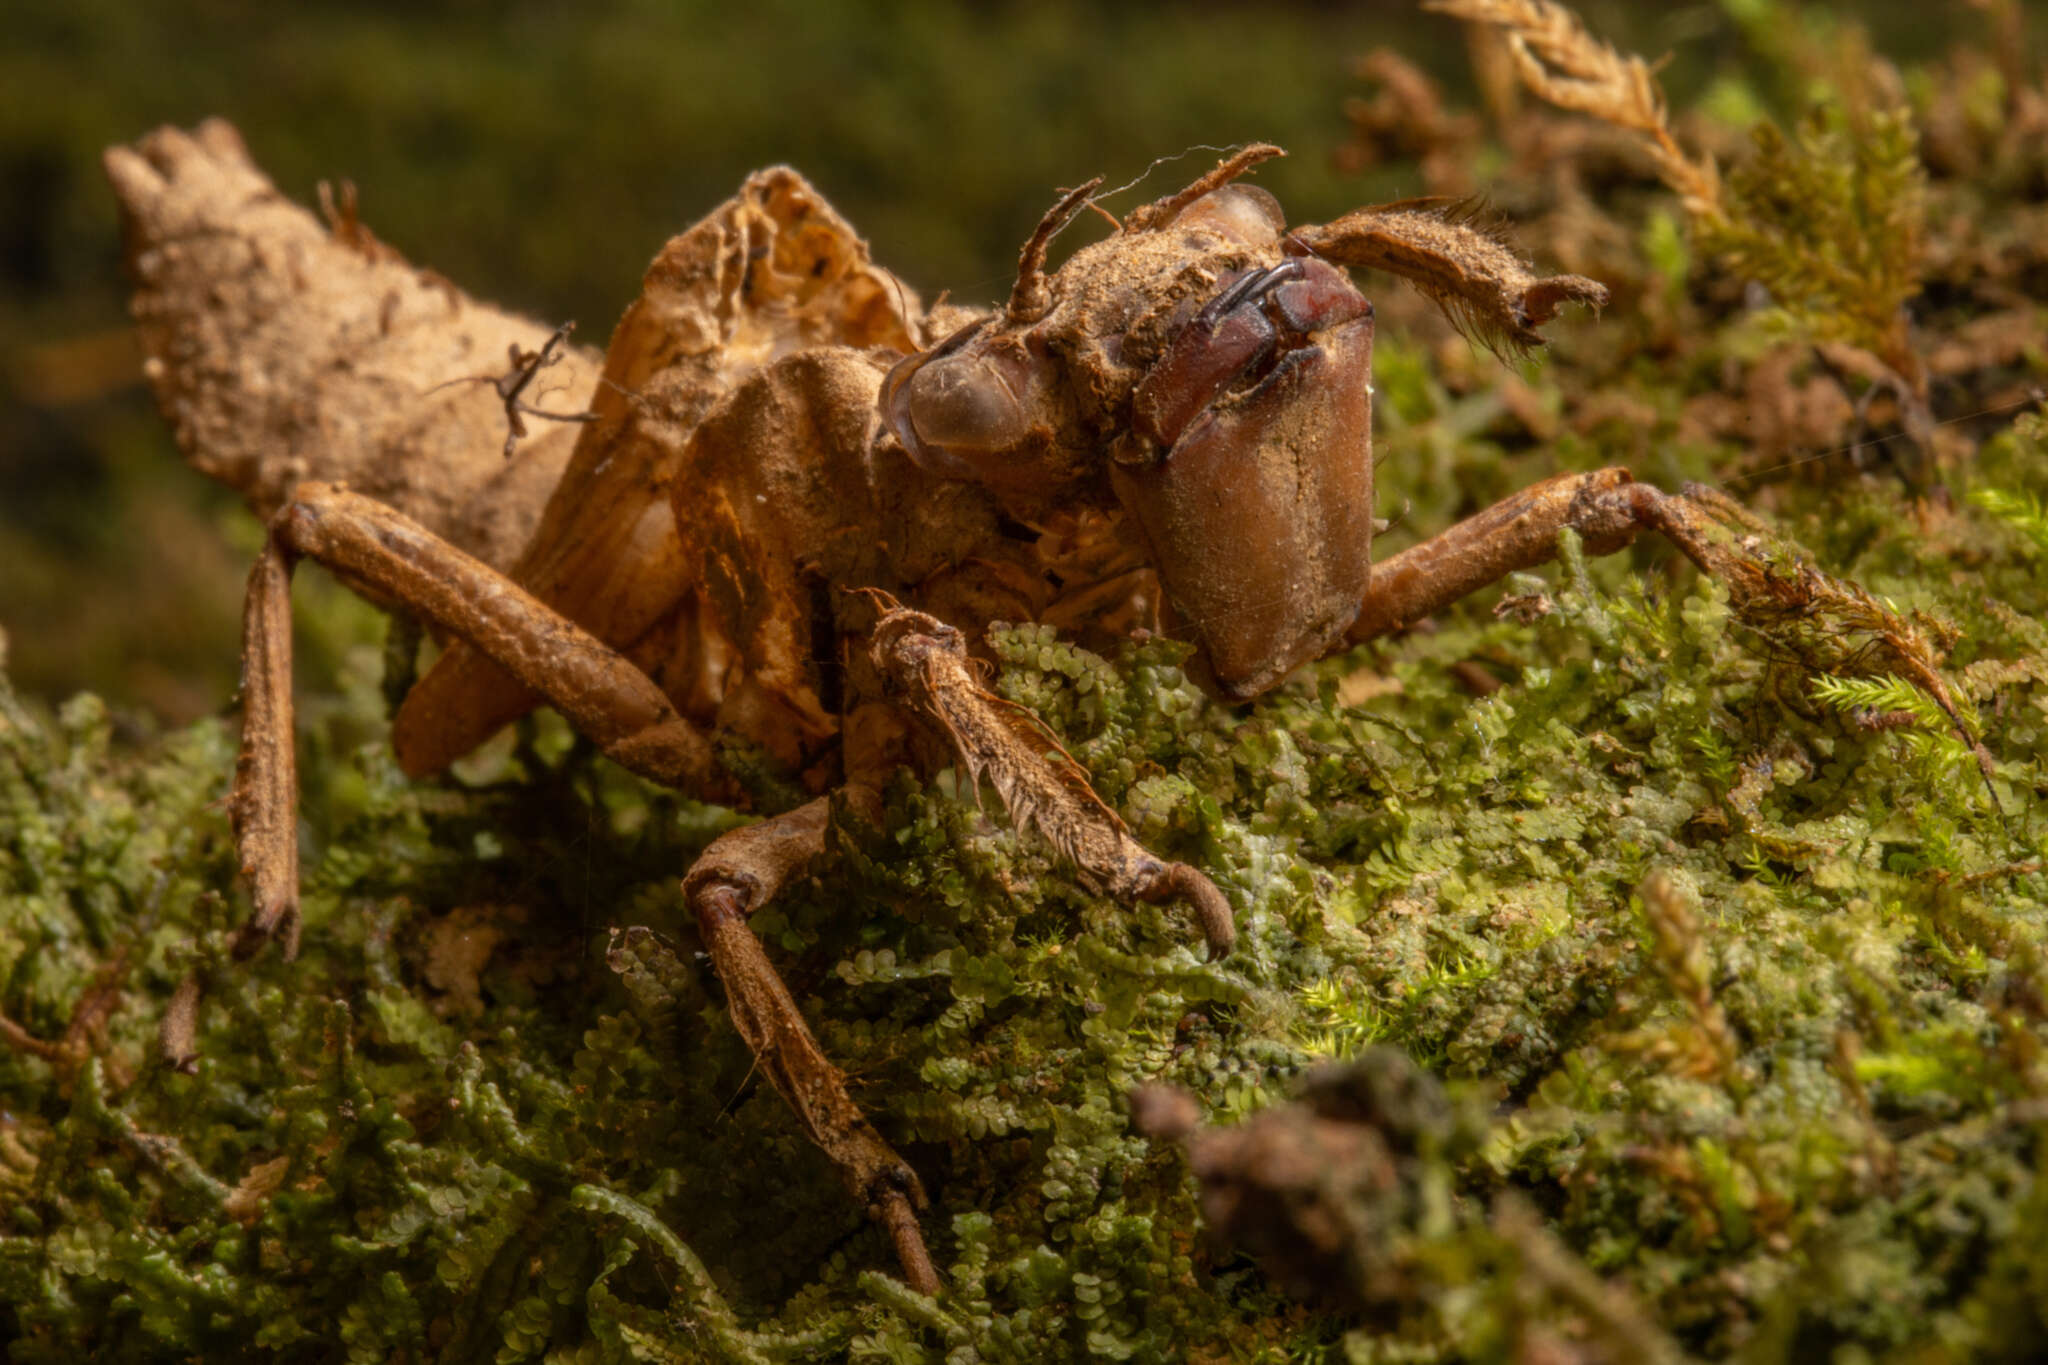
881,315,1054,484
903,352,1029,454
1172,184,1285,246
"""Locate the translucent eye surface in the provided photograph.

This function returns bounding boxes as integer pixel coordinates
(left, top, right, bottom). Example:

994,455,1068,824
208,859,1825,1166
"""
880,315,1063,488
906,354,1027,454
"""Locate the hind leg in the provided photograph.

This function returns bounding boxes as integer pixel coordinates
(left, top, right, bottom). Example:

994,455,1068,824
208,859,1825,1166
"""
215,480,725,969
218,481,935,1286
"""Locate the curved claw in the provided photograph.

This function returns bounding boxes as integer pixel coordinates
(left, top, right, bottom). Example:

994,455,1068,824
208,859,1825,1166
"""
1136,859,1236,959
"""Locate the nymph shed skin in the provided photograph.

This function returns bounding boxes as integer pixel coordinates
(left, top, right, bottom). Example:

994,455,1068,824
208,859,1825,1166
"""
114,128,1746,1293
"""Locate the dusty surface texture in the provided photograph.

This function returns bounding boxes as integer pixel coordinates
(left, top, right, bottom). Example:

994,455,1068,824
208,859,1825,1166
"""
106,119,601,575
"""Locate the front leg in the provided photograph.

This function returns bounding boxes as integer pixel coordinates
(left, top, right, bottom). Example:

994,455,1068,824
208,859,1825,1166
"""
1345,468,1720,643
868,602,1237,958
1343,470,1987,773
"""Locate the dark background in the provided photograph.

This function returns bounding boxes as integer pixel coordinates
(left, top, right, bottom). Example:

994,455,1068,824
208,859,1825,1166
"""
0,0,2006,720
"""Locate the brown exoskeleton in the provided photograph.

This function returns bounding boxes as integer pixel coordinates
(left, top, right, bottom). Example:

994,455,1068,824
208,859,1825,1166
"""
109,126,1744,1294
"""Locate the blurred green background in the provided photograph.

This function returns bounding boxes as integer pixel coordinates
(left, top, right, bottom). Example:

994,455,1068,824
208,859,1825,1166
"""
0,0,2003,721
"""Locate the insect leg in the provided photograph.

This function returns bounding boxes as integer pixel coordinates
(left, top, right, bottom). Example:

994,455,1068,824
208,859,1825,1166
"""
1346,468,1719,642
867,599,1236,958
222,483,935,1289
683,795,936,1294
222,482,724,975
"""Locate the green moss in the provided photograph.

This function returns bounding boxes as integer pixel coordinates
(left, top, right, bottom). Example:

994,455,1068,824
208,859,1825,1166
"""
1696,105,1929,379
6,428,2045,1357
